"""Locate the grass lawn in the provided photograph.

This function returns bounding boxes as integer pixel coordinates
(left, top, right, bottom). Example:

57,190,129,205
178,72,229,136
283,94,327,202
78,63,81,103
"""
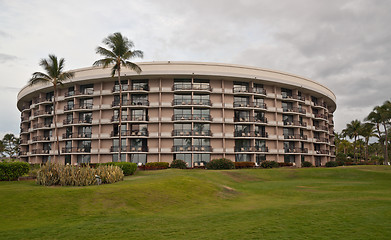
1,166,391,239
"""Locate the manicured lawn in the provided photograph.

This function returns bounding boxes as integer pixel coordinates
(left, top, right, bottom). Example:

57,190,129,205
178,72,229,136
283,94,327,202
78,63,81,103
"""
1,166,391,239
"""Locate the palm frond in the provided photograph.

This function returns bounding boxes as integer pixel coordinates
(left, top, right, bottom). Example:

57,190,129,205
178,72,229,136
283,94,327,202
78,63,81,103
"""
93,58,115,68
95,46,116,59
124,61,142,74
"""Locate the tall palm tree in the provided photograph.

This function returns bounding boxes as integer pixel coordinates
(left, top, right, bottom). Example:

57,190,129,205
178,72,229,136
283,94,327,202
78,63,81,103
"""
93,32,143,161
359,122,376,161
344,119,362,161
366,100,391,165
28,55,74,162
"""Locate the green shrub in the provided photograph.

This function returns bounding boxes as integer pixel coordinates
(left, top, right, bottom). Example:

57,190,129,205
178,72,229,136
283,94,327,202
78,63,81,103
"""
325,161,338,167
302,161,313,167
260,161,279,168
0,161,30,181
100,162,137,175
170,160,187,169
36,163,123,186
234,161,255,169
144,162,169,170
206,158,235,170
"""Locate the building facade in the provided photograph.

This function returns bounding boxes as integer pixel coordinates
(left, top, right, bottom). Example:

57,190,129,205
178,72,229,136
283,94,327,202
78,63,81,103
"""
17,62,336,167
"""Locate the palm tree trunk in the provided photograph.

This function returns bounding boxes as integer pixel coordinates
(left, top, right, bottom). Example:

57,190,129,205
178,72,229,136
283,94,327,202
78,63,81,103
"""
53,84,60,163
383,123,389,165
354,136,357,162
118,67,122,162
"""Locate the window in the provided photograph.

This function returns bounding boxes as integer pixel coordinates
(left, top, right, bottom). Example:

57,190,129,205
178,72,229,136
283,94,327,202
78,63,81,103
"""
113,138,126,151
132,80,148,91
256,154,266,164
80,84,93,94
131,109,147,121
78,140,91,152
67,86,75,96
78,155,91,164
282,102,293,111
284,155,295,163
193,108,209,119
174,94,191,104
281,88,292,98
67,100,74,110
173,79,191,90
112,154,126,162
253,84,265,94
234,96,249,107
255,140,266,151
193,79,210,90
130,154,147,164
114,80,128,91
79,112,92,123
254,111,265,122
78,126,92,137
65,155,71,165
193,94,209,105
46,92,54,101
79,98,93,109
235,125,250,136
234,110,250,122
193,154,210,164
174,153,191,167
233,82,249,92
235,154,251,162
131,94,148,105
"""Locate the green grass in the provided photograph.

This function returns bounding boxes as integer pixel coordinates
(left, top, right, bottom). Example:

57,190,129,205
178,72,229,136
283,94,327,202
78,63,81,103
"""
1,166,391,239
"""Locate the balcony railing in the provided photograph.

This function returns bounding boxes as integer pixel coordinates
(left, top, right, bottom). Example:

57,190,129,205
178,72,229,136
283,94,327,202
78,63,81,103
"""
314,113,327,120
284,134,308,140
315,149,330,155
64,103,93,111
315,137,329,143
112,100,149,107
64,89,94,97
314,125,328,131
63,118,93,125
172,83,211,91
32,136,52,141
172,99,211,106
110,130,149,137
234,131,268,138
283,121,307,127
172,130,212,137
62,147,91,153
33,97,53,104
172,114,212,121
283,107,306,114
252,88,267,95
172,145,212,152
33,110,53,117
234,146,268,152
234,116,268,123
33,122,52,129
112,85,150,92
110,146,149,152
32,149,51,154
62,132,92,139
284,148,308,153
313,101,328,108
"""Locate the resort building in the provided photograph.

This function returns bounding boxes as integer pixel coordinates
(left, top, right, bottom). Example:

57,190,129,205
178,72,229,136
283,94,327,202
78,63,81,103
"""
17,61,336,167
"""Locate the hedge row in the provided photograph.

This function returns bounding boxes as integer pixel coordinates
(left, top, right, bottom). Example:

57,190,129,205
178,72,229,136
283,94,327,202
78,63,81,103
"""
36,163,123,186
99,162,137,175
0,162,30,181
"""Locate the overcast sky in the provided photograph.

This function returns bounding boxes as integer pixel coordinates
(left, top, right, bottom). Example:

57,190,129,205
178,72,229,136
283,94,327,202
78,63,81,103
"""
1,0,390,138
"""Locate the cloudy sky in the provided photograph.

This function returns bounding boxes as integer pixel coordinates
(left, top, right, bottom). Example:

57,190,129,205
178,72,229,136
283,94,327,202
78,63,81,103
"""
0,0,390,138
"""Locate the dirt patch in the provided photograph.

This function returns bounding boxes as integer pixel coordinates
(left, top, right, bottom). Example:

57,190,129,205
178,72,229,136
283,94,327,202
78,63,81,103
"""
221,171,261,183
217,185,240,199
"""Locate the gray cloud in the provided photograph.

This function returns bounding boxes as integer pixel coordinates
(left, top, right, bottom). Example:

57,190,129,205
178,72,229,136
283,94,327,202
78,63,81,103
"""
0,0,390,135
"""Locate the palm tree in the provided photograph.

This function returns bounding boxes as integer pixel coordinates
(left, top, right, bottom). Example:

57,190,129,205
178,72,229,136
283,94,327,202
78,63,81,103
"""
28,55,74,162
359,122,376,162
93,32,143,161
344,119,362,161
366,100,391,165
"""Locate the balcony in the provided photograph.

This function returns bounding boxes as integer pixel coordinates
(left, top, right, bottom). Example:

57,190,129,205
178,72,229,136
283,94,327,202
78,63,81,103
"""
282,94,305,101
314,113,327,120
31,149,51,154
234,146,268,152
62,132,92,139
111,115,129,122
112,85,150,92
283,121,307,127
33,110,53,117
233,101,267,109
172,114,212,121
233,86,250,93
110,130,149,137
62,147,91,153
313,101,328,108
234,131,268,138
112,100,149,107
33,122,52,129
64,89,94,97
284,134,308,140
315,149,330,155
252,88,266,95
64,103,93,111
110,146,149,152
32,136,52,142
284,148,308,153
63,118,93,125
315,137,329,143
314,125,328,131
234,116,268,123
33,97,53,104
172,99,211,106
283,107,306,114
172,145,212,152
172,83,211,92
172,130,212,137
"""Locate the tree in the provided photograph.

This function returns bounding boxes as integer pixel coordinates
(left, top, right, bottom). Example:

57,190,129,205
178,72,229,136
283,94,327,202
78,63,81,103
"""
366,100,391,165
344,119,362,161
28,55,74,162
93,32,143,161
0,134,20,158
359,122,376,161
